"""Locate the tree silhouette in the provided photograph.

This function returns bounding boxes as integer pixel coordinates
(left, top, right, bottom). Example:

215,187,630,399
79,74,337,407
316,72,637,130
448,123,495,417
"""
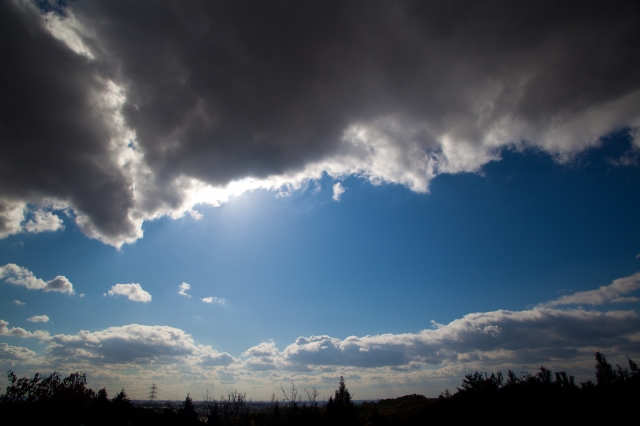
595,352,616,387
325,376,356,426
179,393,199,425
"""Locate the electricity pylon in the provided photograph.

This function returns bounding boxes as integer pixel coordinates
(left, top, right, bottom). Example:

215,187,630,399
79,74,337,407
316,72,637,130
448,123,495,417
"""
149,384,158,400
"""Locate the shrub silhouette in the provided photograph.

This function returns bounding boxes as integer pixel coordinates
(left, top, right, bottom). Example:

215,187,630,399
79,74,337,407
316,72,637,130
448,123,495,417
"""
2,354,639,425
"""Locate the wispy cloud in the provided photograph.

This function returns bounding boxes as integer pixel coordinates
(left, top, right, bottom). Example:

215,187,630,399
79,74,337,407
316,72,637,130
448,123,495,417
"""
178,282,191,298
0,263,74,294
13,300,25,306
27,315,49,323
332,182,346,201
544,271,640,306
106,283,151,303
202,296,226,305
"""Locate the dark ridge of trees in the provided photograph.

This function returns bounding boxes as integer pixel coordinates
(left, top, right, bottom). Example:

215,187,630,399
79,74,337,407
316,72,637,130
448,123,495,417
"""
1,352,639,425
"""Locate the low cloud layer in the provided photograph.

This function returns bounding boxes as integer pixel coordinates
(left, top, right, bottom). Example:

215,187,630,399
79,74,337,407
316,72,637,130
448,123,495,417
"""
3,272,639,397
106,283,152,303
45,324,234,368
0,263,74,294
1,0,639,246
242,308,640,371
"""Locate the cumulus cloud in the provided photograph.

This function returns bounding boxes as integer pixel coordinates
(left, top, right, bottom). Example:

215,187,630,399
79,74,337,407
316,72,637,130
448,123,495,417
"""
13,300,25,306
27,315,49,323
202,296,226,305
198,351,235,367
241,272,640,371
178,282,191,297
2,272,637,396
545,271,640,306
0,319,50,341
332,183,346,201
241,307,640,371
0,263,74,294
46,323,233,366
0,342,36,361
0,201,27,239
107,283,152,303
1,0,639,246
23,209,64,233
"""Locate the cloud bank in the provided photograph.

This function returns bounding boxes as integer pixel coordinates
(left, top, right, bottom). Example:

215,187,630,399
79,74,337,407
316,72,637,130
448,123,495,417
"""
3,271,639,397
106,283,152,303
0,263,74,294
1,0,639,246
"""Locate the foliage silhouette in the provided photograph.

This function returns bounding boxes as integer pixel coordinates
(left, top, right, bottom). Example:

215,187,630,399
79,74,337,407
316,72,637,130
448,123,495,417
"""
2,354,640,425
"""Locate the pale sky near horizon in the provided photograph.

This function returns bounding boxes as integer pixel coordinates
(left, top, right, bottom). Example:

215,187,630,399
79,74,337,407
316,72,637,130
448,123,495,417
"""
1,0,640,400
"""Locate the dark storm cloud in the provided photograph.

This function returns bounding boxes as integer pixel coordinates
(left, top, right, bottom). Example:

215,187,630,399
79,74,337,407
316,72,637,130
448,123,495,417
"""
2,0,640,245
0,0,140,244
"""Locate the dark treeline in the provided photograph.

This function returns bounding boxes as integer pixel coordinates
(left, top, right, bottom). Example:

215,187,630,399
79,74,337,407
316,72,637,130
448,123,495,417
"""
1,352,639,425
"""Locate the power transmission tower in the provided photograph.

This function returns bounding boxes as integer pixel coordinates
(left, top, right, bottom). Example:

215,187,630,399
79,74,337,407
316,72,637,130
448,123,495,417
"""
149,384,158,401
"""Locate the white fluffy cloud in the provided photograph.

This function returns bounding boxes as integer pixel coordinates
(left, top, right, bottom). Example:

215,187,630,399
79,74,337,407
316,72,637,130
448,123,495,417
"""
240,272,640,371
0,319,50,341
0,203,65,239
27,315,49,323
178,282,191,297
23,209,64,233
332,182,346,201
545,271,640,306
0,342,36,361
0,263,74,294
202,296,226,305
46,324,233,367
107,283,152,303
1,271,635,398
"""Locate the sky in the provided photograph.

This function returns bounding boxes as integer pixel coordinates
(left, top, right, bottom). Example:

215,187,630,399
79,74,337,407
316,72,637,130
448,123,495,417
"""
1,0,640,401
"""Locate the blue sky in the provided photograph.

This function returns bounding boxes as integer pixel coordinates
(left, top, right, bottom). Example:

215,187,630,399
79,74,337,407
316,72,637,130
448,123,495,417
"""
1,0,640,401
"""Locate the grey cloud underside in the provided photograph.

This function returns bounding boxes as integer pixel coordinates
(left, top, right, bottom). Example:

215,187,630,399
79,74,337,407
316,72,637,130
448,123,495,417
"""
0,1,138,242
46,324,234,366
1,0,640,245
6,273,640,372
254,309,640,370
39,306,640,371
